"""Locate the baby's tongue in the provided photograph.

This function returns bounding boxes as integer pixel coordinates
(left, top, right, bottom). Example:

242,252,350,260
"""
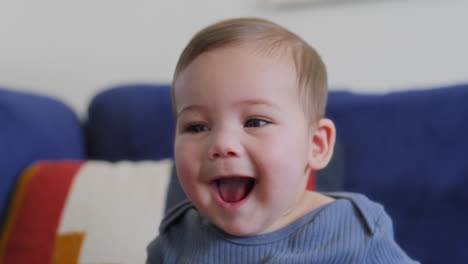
218,177,252,203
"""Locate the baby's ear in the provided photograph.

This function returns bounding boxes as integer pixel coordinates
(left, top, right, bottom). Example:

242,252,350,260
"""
307,118,336,170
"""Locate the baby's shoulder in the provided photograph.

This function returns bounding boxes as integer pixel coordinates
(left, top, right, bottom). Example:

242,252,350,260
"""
322,192,387,235
314,192,419,263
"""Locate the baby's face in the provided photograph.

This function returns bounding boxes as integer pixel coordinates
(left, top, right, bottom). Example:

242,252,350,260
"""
173,44,315,236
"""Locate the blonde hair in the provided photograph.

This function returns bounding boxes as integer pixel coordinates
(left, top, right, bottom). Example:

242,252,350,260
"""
172,17,328,123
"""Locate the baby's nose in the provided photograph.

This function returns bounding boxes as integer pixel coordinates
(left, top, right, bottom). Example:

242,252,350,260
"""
208,132,243,160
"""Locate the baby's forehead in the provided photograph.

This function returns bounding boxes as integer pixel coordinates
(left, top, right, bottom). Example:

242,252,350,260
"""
182,42,298,81
177,44,299,86
172,41,306,114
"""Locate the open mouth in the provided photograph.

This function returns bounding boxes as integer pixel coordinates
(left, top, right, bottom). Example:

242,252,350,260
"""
213,177,256,203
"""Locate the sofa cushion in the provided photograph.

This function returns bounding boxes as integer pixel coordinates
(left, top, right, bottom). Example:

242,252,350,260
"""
86,84,174,161
0,160,172,264
326,83,468,264
0,88,85,229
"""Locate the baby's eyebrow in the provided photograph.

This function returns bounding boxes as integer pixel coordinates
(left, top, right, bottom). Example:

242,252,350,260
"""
177,99,279,118
236,99,280,109
177,105,208,118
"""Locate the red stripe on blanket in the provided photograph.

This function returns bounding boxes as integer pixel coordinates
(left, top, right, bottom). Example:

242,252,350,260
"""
0,161,84,264
306,171,316,191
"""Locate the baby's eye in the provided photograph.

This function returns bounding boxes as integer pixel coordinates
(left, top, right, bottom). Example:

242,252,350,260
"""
184,124,208,133
244,118,270,128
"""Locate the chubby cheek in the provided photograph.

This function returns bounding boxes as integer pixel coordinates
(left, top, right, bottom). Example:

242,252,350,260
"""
254,135,309,203
174,141,200,195
174,139,213,207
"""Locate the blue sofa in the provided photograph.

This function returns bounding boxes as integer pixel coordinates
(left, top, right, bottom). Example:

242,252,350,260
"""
0,89,85,229
1,83,467,263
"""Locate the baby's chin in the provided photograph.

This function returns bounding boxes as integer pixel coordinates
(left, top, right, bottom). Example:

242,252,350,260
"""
218,223,263,237
212,216,276,237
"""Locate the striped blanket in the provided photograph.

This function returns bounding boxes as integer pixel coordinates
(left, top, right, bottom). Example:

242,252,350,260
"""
0,160,172,264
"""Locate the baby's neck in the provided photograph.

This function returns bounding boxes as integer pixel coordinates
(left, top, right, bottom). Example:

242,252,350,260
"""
265,191,335,234
295,191,335,218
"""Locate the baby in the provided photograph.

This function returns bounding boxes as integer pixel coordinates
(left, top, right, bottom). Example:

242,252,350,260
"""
147,18,418,263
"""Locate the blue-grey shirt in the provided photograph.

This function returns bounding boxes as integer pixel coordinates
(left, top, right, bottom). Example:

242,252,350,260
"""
147,192,419,263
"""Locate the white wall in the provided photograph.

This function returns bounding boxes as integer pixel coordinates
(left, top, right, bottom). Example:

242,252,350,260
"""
1,0,467,117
